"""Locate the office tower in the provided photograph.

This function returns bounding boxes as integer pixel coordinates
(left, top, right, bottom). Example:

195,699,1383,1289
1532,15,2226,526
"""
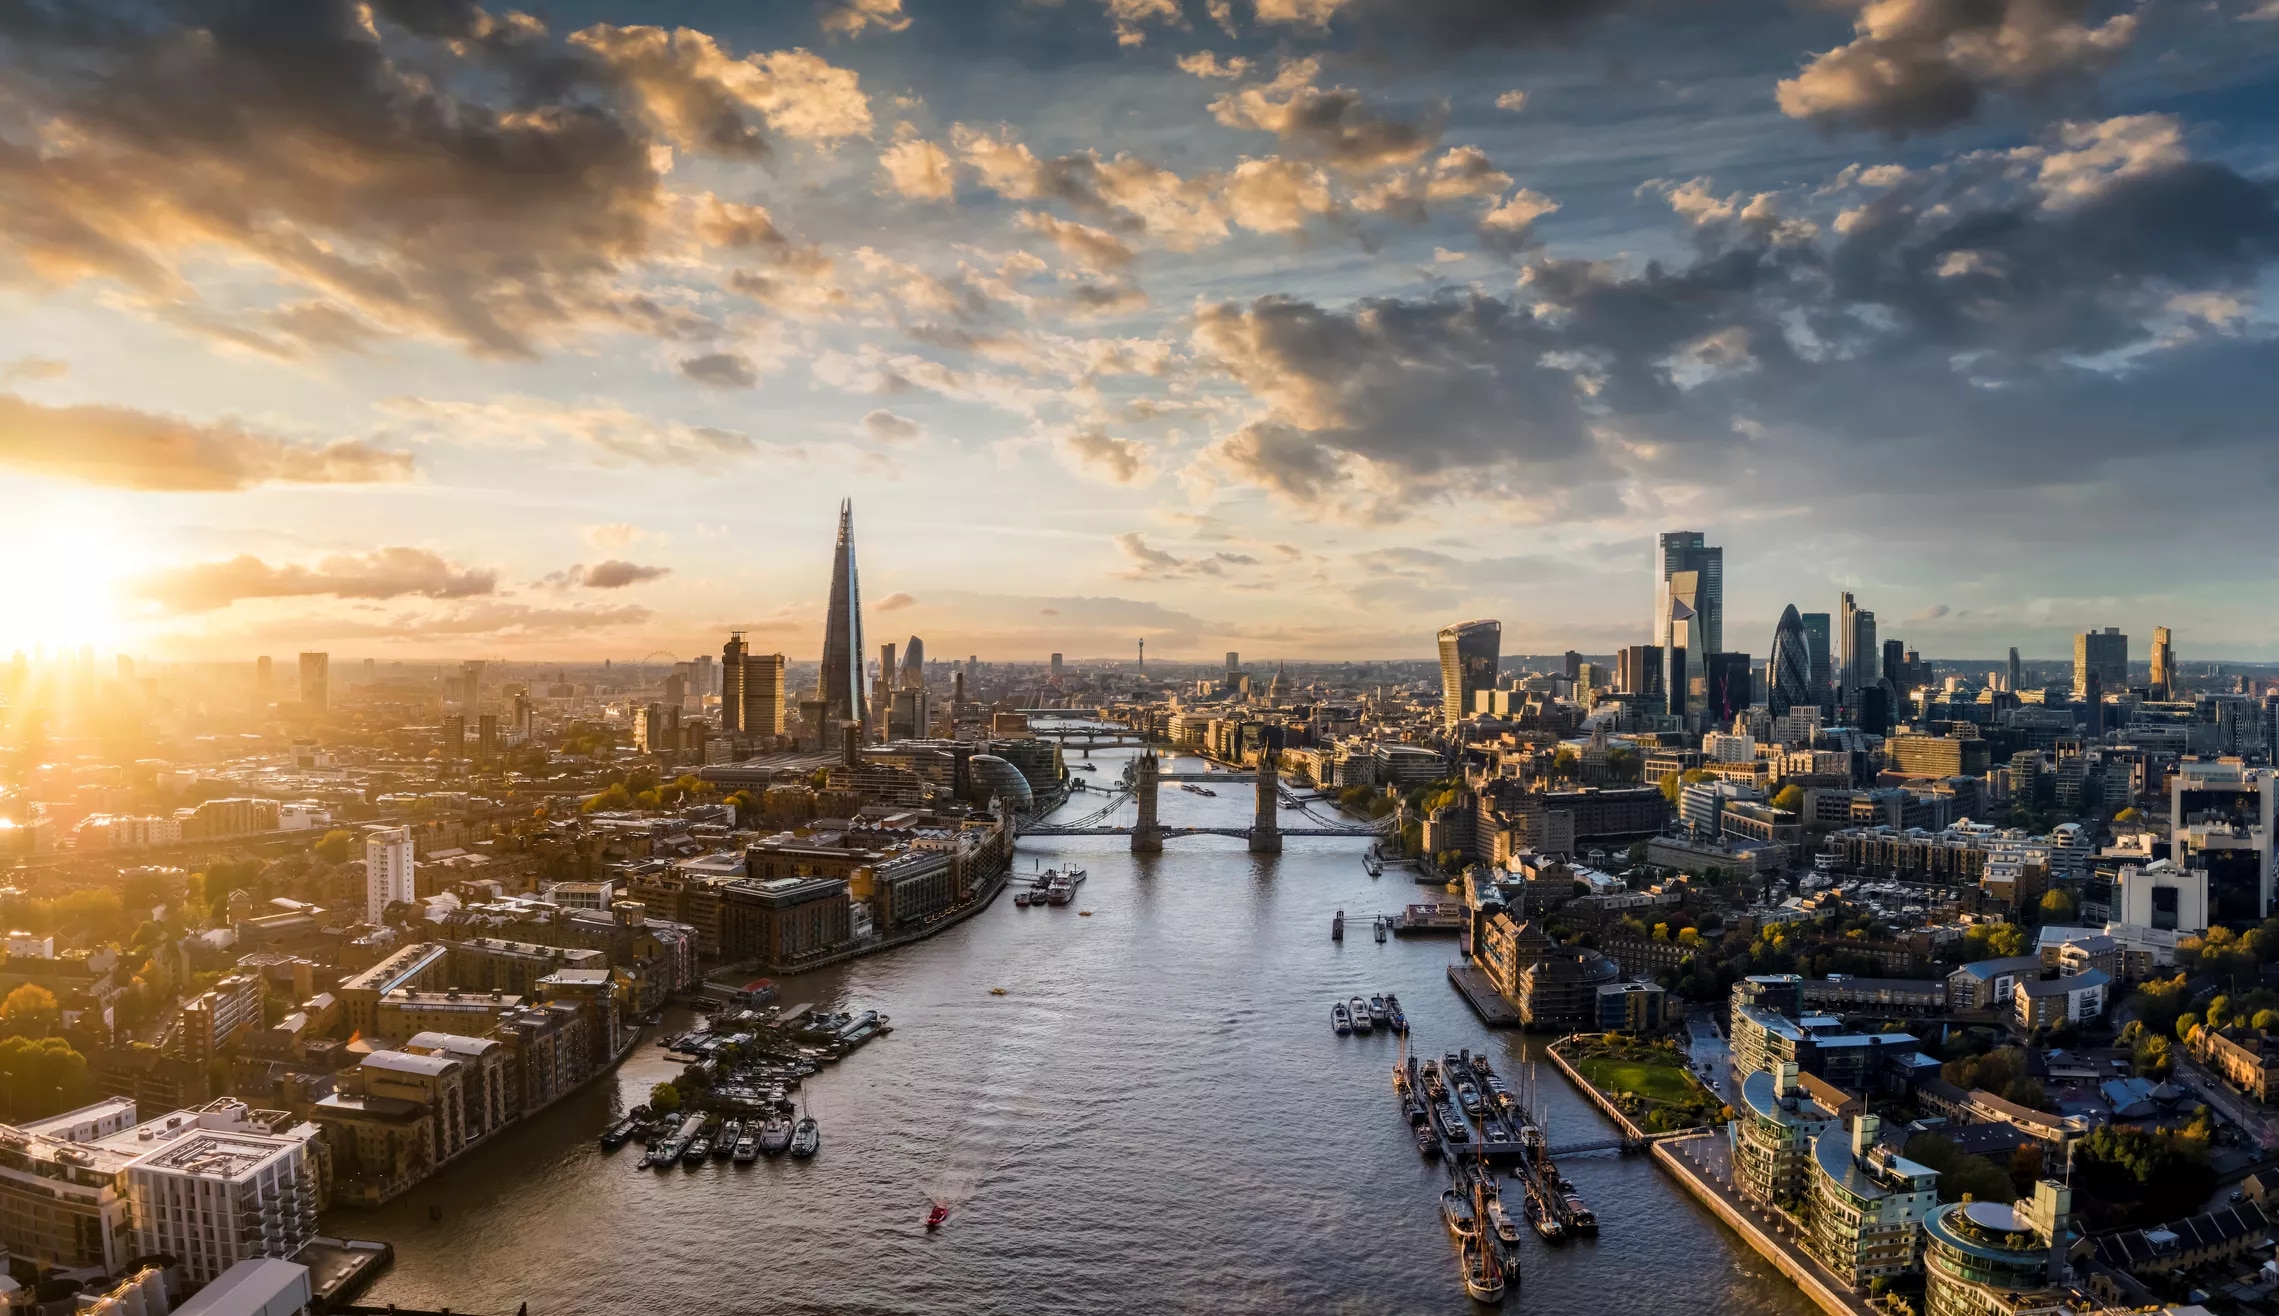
366,826,416,922
441,714,464,761
745,652,787,736
2073,627,2127,698
1653,532,1723,661
1705,653,1751,724
459,660,484,707
692,653,715,702
1799,612,1831,710
901,636,926,689
2150,626,2175,696
1667,643,1688,721
1664,569,1703,710
2083,670,2104,737
513,692,532,736
663,672,686,710
1137,639,1145,673
721,633,748,733
1617,644,1664,707
1881,639,1905,692
298,652,329,713
477,713,499,760
2171,760,2275,925
818,499,867,736
888,686,929,741
1836,592,1859,700
1225,651,1240,678
1437,620,1501,732
2008,646,2022,694
1768,606,1811,717
1050,652,1064,681
1562,650,1582,680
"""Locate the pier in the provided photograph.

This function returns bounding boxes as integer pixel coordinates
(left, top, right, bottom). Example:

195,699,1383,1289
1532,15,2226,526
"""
1652,1134,1873,1316
1446,964,1524,1028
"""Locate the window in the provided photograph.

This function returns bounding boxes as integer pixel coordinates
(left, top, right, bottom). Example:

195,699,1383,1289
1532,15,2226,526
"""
2151,885,2179,932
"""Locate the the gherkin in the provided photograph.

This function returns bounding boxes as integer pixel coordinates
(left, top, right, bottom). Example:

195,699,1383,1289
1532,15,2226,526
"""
1768,604,1812,717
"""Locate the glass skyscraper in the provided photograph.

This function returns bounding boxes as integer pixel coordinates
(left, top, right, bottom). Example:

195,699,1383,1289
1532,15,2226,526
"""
1654,532,1723,660
819,499,867,737
1768,606,1812,718
1437,620,1501,732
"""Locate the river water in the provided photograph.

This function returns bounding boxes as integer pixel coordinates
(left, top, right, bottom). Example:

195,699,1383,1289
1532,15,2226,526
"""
343,748,1814,1315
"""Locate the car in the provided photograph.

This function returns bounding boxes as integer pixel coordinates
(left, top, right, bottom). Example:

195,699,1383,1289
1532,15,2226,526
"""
2231,1191,2246,1204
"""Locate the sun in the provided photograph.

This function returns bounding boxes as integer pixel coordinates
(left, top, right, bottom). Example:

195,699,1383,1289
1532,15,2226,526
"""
0,497,150,656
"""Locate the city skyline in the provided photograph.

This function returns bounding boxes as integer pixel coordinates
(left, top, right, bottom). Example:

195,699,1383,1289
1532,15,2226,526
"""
6,1,2279,662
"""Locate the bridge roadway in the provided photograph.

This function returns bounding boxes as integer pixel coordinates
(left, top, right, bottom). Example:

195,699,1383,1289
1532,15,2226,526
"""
1022,824,1379,838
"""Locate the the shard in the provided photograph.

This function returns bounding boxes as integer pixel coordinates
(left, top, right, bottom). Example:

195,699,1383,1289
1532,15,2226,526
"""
1768,604,1812,717
820,499,866,736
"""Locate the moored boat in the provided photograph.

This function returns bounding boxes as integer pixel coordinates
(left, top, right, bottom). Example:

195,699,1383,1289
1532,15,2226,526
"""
1366,995,1388,1024
714,1120,742,1158
790,1116,820,1159
1331,1002,1352,1035
1416,1124,1441,1157
1374,916,1387,944
681,1135,710,1165
1461,1234,1505,1304
731,1133,758,1164
1440,1189,1478,1240
1331,910,1345,941
759,1116,792,1155
1562,1193,1598,1235
1347,996,1373,1033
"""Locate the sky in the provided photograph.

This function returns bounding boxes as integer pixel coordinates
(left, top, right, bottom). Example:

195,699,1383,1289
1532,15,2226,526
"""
2,0,2277,666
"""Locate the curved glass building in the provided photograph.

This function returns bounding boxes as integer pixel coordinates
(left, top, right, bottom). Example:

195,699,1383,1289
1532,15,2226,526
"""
1768,605,1813,718
967,755,1034,811
1437,620,1501,732
1920,1182,2069,1316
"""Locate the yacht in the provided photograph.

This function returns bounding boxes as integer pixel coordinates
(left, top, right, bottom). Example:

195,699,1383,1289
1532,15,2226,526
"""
681,1134,710,1166
759,1116,793,1156
731,1132,759,1164
713,1121,742,1158
790,1116,820,1159
1331,1002,1353,1035
1366,995,1388,1024
1347,997,1373,1033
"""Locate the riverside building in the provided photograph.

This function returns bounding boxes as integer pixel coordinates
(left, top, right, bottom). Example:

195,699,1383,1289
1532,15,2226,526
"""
1921,1181,2072,1316
1806,1114,1938,1287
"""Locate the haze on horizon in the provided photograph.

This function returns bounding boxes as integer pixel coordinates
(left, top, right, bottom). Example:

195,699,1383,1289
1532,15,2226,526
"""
3,0,2276,666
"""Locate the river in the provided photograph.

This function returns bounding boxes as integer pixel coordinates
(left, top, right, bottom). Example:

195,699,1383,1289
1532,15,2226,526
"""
343,747,1816,1315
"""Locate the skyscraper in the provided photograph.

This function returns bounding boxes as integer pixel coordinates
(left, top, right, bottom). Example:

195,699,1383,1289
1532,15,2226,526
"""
2008,647,2023,694
721,632,747,734
818,499,866,737
298,652,329,714
1881,638,1905,692
1654,532,1723,659
1666,571,1703,712
2074,628,2127,698
900,636,926,689
1800,612,1831,711
1704,652,1751,724
1768,606,1811,718
1437,620,1501,732
1852,610,1877,712
1618,644,1664,708
745,652,787,736
2150,626,2175,696
1837,592,1859,702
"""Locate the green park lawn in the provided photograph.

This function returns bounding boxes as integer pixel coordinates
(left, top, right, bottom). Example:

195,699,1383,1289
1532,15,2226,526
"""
1571,1056,1702,1106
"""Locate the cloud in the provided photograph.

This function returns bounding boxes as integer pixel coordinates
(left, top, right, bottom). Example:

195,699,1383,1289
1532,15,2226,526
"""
382,396,779,466
821,0,912,37
0,359,66,385
1018,211,1139,271
1221,159,1339,234
950,126,1230,249
863,409,924,442
571,25,873,153
583,524,649,551
1209,59,1444,174
1101,0,1183,46
678,352,762,389
880,135,957,201
1495,90,1530,112
578,560,673,589
1910,603,1953,622
1112,532,1260,579
1177,51,1252,79
877,591,917,611
132,548,496,614
1060,426,1150,483
1778,0,2139,137
0,393,413,491
1251,0,1630,48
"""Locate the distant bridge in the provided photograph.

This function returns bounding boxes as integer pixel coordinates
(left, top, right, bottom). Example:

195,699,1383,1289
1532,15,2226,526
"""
1022,824,1382,839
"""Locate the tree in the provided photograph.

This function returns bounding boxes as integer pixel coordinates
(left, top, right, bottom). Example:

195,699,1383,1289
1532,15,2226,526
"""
2132,974,2191,1038
1961,922,2026,960
2177,1011,2201,1045
314,829,357,864
1771,785,1803,814
2008,1143,2046,1196
1552,747,1580,781
1904,1133,2016,1204
2133,1033,2173,1080
0,985,59,1039
1606,747,1642,783
649,1082,682,1114
2038,888,2077,925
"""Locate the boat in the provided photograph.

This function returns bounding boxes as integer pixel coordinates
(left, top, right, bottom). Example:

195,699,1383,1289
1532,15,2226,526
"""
1393,1065,1411,1096
1461,1234,1506,1304
1416,1124,1440,1156
681,1135,710,1165
1079,910,1093,916
731,1133,759,1164
1374,916,1387,944
790,1116,820,1159
1331,910,1344,941
1405,1097,1429,1125
1562,1193,1599,1236
1485,1190,1522,1247
1440,1189,1478,1240
599,1115,641,1151
1422,1062,1447,1101
759,1116,793,1155
1014,891,1032,907
989,987,1008,995
1525,1192,1566,1242
1347,996,1373,1033
1457,1082,1483,1115
1366,995,1388,1024
1064,866,1087,884
714,1120,742,1158
1364,854,1383,878
1386,1003,1408,1034
1331,1002,1352,1035
1045,877,1073,906
926,1203,949,1231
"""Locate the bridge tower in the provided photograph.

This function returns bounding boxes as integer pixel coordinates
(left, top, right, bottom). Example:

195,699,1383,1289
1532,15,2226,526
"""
1249,739,1282,855
1131,749,1163,853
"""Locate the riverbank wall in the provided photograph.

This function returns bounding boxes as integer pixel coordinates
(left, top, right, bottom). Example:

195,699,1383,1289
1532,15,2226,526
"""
1652,1135,1872,1316
1544,1037,1651,1143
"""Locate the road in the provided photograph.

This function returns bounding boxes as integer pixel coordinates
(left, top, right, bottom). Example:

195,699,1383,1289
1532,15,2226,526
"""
1688,1010,1736,1105
2172,1053,2279,1151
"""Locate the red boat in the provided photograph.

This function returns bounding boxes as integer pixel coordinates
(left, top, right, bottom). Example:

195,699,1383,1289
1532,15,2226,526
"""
925,1203,949,1231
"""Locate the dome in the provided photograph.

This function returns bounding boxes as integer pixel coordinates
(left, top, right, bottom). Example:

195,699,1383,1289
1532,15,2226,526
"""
968,755,1034,810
